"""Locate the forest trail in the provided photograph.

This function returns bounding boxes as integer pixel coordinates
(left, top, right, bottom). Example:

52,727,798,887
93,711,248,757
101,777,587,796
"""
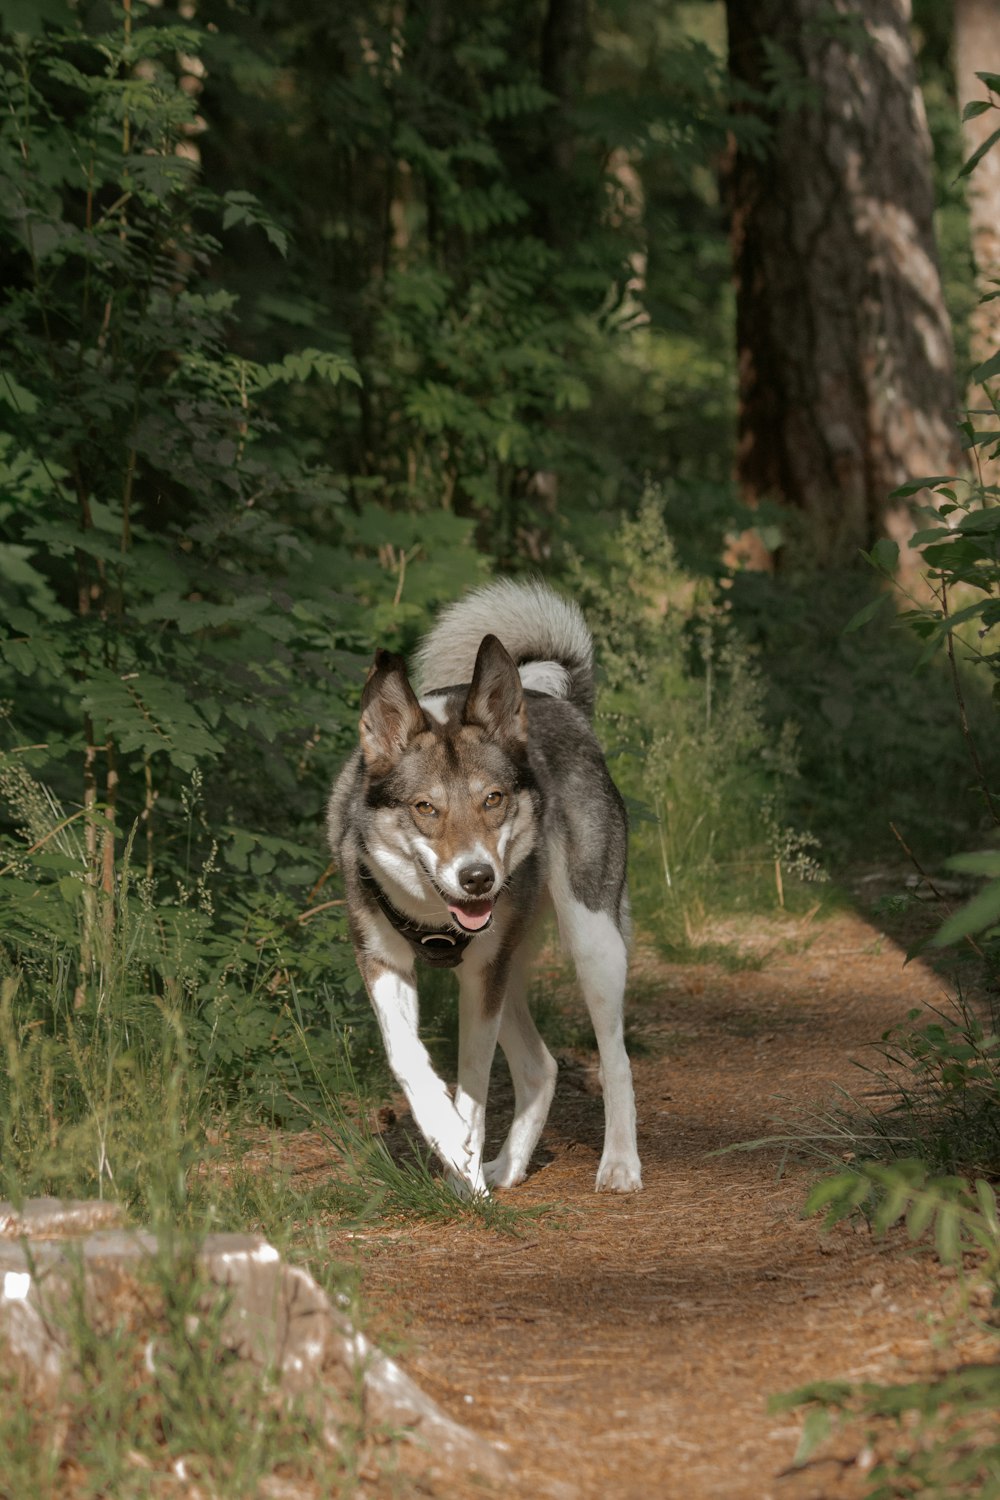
329,904,984,1499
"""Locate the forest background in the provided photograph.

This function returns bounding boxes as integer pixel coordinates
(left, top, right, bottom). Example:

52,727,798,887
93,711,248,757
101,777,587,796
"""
1,0,999,1212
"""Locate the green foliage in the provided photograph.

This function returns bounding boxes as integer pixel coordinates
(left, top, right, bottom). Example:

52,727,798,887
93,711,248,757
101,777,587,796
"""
866,997,1000,1175
936,849,1000,947
847,457,1000,951
804,1158,1000,1259
775,1161,1000,1498
319,1122,550,1236
844,89,1000,954
197,0,740,541
0,2,489,1182
729,562,998,867
568,493,826,953
735,985,1000,1188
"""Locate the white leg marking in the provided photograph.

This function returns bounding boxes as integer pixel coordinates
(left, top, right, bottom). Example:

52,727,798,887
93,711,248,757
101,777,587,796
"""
551,874,642,1193
451,963,503,1197
484,953,558,1189
368,970,481,1189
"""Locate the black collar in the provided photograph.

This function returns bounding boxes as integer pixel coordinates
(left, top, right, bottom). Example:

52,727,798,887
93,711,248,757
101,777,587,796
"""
359,866,476,968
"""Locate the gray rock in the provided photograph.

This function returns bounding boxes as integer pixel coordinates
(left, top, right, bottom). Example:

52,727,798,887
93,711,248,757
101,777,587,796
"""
0,1196,125,1238
0,1199,508,1492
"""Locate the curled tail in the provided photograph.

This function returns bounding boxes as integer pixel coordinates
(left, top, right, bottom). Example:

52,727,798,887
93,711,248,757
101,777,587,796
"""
413,579,595,718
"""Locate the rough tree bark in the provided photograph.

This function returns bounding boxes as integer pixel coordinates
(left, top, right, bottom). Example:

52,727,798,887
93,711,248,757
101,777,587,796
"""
725,0,961,567
953,0,1000,482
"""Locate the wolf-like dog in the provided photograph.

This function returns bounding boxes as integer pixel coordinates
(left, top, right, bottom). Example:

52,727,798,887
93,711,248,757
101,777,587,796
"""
327,580,642,1196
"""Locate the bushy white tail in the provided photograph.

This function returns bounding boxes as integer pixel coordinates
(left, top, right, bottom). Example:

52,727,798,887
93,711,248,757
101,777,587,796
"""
413,579,595,717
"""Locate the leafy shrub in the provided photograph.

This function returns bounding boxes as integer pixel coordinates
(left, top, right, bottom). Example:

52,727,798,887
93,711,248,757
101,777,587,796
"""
0,4,483,1207
198,0,741,541
776,1162,1000,1497
570,492,826,952
776,103,1000,1496
853,476,1000,958
843,67,1000,937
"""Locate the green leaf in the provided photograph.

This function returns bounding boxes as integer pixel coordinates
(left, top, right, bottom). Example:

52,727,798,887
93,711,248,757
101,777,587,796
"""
255,348,362,392
793,1407,832,1466
963,99,993,121
79,669,224,771
0,0,74,34
970,349,1000,384
868,537,899,575
221,190,289,256
934,879,1000,947
947,850,1000,877
803,1171,861,1216
958,125,1000,181
934,1204,960,1264
0,373,40,415
906,1194,936,1239
909,526,950,546
888,475,957,498
0,639,37,675
975,1180,1000,1239
878,1177,913,1230
484,81,556,120
844,594,889,633
57,875,85,903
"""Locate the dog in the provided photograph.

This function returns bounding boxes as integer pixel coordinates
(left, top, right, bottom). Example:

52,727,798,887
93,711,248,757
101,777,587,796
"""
327,579,642,1196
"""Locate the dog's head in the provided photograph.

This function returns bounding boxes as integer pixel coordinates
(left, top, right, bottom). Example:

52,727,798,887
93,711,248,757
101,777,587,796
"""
358,635,536,933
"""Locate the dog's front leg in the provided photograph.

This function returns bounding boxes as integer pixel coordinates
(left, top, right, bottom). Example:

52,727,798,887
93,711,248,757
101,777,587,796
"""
451,962,504,1198
362,958,482,1190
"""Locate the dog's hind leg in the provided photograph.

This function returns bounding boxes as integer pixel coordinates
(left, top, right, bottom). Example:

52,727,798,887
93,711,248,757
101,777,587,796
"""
552,874,642,1192
484,953,558,1189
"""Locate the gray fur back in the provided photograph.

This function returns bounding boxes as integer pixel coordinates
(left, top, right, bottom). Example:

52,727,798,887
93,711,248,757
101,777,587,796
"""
413,579,595,718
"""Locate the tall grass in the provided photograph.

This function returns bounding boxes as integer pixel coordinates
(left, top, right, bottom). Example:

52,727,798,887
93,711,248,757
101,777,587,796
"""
0,1231,376,1499
569,494,829,955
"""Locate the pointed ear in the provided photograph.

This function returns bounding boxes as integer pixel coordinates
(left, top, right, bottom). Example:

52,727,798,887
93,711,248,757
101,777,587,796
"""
359,650,428,776
462,635,527,750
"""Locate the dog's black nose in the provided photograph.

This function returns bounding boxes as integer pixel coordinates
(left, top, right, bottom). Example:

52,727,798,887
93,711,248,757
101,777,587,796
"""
458,862,495,896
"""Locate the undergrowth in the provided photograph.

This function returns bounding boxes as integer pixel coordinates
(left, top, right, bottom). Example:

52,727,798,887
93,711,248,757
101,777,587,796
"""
0,1242,378,1500
760,913,1000,1496
570,491,829,957
776,1164,1000,1498
773,91,1000,1491
733,987,1000,1182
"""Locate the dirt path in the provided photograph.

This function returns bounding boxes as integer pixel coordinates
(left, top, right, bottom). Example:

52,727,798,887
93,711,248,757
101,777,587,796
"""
334,907,983,1498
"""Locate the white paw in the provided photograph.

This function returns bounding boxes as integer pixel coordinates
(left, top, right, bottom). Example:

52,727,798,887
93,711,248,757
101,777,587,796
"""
421,1102,479,1182
446,1169,489,1200
430,1121,487,1198
483,1156,527,1190
595,1155,643,1193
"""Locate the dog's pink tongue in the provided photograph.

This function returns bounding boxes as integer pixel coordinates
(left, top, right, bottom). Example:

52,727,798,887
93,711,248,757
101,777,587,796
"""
449,900,493,932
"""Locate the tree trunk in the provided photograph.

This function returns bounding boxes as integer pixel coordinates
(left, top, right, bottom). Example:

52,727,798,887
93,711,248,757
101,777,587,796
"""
953,0,1000,482
725,0,960,567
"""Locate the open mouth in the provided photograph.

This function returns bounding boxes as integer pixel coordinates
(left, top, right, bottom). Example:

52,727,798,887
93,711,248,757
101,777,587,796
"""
446,898,494,933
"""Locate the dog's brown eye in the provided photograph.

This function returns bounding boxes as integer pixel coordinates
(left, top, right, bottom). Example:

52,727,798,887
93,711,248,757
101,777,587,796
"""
413,800,437,817
483,790,504,809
